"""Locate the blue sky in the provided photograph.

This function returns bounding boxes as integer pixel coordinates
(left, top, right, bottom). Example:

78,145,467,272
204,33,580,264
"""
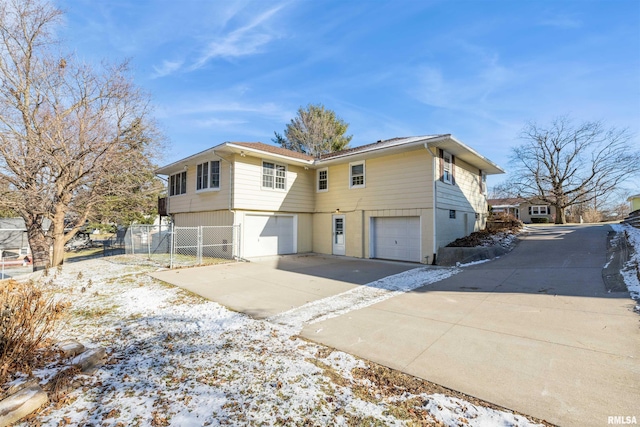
58,0,639,186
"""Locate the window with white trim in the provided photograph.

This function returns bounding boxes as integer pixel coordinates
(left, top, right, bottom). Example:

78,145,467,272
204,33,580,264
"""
350,161,365,188
196,160,220,191
170,171,187,196
317,168,328,192
262,161,286,190
529,205,549,215
443,151,453,184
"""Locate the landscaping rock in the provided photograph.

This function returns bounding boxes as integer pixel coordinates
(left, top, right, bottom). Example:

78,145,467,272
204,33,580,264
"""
0,385,48,427
72,347,106,373
1,377,38,400
56,339,85,357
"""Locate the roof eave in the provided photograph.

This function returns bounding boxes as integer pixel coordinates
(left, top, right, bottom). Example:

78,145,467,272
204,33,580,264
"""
426,136,505,175
155,143,228,175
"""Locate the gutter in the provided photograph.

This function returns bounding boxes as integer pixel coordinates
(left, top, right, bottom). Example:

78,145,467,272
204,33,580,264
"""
425,143,439,264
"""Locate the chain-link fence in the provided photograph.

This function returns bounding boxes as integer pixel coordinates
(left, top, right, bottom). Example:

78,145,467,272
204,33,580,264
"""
124,224,240,268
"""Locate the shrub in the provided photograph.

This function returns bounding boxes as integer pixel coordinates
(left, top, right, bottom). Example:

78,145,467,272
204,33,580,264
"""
487,212,523,232
531,217,550,223
0,280,69,384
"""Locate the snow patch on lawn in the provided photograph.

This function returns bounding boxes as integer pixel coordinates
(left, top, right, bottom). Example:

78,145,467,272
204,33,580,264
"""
17,258,544,426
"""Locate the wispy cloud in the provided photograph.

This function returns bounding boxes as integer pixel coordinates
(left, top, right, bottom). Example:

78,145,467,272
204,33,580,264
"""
190,4,286,70
152,59,184,78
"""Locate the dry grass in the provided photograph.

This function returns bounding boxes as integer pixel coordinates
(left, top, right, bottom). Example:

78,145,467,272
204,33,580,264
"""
0,279,69,383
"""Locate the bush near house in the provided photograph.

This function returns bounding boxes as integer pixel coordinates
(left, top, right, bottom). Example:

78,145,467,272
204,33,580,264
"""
0,279,69,384
531,217,550,224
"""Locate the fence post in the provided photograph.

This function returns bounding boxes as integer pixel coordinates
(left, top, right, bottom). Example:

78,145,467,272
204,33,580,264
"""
130,227,135,256
197,226,203,265
169,223,174,269
147,226,151,259
233,224,241,261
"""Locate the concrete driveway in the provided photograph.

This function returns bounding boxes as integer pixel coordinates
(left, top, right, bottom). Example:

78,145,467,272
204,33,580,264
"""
151,224,639,427
301,224,639,427
149,254,418,319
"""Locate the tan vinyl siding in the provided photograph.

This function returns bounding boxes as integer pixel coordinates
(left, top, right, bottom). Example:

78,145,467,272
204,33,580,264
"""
168,161,231,214
296,213,313,253
233,155,315,212
173,210,234,227
435,156,488,249
312,213,332,255
315,149,433,213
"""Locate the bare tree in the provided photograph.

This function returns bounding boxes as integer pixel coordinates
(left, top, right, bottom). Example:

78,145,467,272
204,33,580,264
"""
275,104,352,158
509,116,640,224
0,0,163,269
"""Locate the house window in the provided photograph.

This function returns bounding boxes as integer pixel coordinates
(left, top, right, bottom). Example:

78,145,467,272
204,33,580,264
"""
262,161,286,190
443,152,453,184
170,171,187,196
196,160,220,191
480,171,487,194
449,210,456,219
317,168,328,192
529,206,549,215
350,161,365,188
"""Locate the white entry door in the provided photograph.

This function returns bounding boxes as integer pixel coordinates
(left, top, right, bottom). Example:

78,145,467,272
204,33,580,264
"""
332,215,345,255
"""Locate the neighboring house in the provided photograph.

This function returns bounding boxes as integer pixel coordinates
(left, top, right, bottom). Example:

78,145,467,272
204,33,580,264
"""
156,134,504,264
628,194,640,213
0,218,30,257
488,198,556,223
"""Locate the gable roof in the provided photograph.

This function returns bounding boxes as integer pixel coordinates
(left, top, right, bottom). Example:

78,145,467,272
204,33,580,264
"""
156,134,505,175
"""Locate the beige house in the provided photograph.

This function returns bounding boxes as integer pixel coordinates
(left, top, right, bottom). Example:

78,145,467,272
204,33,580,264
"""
156,135,504,264
488,198,556,223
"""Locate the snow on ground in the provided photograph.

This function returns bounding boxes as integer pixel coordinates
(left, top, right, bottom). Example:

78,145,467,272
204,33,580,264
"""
15,257,545,427
611,223,640,301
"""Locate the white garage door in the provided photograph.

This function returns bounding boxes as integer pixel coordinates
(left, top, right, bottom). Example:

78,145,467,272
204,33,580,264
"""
372,217,421,262
244,215,295,258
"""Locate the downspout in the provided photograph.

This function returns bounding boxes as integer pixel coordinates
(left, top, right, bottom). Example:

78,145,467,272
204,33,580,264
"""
425,143,438,264
213,151,240,259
